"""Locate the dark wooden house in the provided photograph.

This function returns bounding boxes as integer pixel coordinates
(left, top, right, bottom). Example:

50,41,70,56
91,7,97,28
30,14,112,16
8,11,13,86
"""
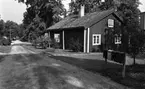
47,9,123,53
140,12,145,30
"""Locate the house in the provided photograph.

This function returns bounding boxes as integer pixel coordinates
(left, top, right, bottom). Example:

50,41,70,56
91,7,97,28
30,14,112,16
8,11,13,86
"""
140,12,145,30
47,8,123,53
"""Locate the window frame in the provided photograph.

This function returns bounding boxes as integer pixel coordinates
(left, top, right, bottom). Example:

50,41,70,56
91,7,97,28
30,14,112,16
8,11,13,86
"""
92,34,101,45
54,33,60,43
108,19,114,28
114,34,121,44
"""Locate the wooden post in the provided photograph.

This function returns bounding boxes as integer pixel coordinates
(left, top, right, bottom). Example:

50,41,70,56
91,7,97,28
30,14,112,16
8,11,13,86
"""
122,53,126,78
87,28,90,53
62,30,65,50
105,50,108,70
84,29,87,52
103,50,108,64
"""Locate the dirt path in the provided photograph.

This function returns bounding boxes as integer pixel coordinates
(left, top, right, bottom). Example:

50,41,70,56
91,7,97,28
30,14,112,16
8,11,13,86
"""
0,53,130,89
9,45,35,54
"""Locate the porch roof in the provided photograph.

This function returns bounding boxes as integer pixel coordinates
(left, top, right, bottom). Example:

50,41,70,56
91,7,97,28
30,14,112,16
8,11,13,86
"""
48,8,123,31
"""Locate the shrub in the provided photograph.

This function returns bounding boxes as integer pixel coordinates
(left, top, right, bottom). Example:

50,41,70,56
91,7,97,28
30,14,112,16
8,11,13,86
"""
68,38,83,52
0,38,11,46
33,37,46,49
91,47,100,52
51,39,60,49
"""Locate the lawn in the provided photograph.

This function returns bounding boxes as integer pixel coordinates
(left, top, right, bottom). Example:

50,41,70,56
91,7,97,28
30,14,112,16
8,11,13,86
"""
0,46,11,53
0,53,129,89
49,54,145,89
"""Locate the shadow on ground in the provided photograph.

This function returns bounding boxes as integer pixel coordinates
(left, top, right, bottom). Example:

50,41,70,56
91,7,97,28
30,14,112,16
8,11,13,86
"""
0,55,6,62
33,66,63,89
50,55,145,89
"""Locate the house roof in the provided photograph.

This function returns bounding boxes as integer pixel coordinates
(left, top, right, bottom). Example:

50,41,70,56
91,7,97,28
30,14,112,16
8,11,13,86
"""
141,12,145,15
48,9,122,30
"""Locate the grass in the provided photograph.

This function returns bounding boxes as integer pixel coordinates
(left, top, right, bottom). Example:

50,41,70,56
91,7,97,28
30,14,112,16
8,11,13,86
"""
0,55,33,89
135,53,145,59
22,45,55,53
0,46,11,53
0,53,129,89
49,54,145,89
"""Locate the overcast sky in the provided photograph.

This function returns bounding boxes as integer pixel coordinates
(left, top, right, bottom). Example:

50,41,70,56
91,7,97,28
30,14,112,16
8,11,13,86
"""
0,0,145,24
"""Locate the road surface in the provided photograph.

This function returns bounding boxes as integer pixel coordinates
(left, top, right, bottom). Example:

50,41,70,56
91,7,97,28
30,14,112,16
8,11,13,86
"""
9,45,35,54
0,45,129,89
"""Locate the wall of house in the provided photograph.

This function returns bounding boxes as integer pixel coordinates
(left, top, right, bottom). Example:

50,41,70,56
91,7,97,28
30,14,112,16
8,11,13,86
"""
140,12,145,30
89,14,122,52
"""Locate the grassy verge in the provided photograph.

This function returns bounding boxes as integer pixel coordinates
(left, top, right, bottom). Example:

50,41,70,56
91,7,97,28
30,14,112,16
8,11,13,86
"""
49,55,145,89
0,46,11,53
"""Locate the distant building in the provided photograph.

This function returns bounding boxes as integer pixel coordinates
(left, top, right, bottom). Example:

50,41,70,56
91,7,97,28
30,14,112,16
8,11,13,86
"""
47,8,123,53
140,12,145,30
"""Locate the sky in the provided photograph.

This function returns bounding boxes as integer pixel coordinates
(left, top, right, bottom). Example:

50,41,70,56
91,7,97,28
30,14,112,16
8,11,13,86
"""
0,0,26,24
0,0,145,24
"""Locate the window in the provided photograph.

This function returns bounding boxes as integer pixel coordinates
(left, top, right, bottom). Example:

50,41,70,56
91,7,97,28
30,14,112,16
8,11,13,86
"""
108,19,114,28
115,34,121,44
93,34,101,45
54,34,60,43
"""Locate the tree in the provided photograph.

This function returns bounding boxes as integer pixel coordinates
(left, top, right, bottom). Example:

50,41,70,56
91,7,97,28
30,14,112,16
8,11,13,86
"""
129,31,145,65
4,21,20,39
116,0,140,53
69,0,102,15
17,0,66,27
18,24,27,39
0,20,5,37
0,19,26,42
16,0,66,41
99,0,115,10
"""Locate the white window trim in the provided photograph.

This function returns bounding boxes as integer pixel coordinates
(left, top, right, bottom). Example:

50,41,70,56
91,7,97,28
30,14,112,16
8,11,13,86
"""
108,19,114,28
115,35,121,44
92,34,101,45
54,33,60,43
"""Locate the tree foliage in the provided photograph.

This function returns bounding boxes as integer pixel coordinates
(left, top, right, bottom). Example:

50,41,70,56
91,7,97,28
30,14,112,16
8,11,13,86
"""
16,0,66,41
129,31,145,65
69,0,102,15
1,20,25,38
20,0,65,27
0,20,5,37
0,20,26,45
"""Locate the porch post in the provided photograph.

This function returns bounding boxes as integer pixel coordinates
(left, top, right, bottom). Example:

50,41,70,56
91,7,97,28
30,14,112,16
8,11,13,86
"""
84,29,87,52
87,28,90,53
62,30,65,50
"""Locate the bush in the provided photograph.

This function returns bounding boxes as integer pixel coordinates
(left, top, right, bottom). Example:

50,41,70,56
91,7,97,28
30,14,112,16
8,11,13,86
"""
0,38,11,46
33,37,46,49
91,47,100,52
68,38,83,52
51,39,60,49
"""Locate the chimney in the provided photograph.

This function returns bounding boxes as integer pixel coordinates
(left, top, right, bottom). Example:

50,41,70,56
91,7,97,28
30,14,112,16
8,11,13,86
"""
80,4,85,17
